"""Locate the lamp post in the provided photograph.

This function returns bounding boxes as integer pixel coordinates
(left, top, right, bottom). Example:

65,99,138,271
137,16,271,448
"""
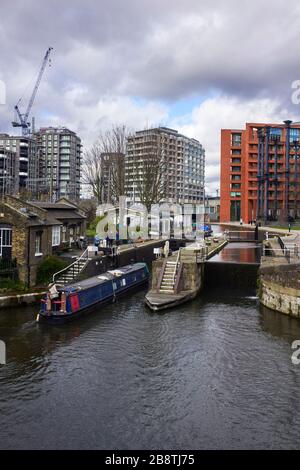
292,139,299,220
271,133,280,221
264,126,270,224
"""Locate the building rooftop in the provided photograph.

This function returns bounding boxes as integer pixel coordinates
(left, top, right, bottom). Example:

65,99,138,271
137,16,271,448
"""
132,126,201,144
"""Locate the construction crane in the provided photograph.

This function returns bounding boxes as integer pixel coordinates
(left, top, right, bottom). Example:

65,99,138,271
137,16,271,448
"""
12,47,53,136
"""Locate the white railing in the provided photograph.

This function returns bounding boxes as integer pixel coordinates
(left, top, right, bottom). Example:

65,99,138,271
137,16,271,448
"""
263,244,300,262
176,248,181,264
52,248,89,283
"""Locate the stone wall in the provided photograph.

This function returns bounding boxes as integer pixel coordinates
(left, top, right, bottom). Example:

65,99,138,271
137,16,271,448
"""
151,257,204,293
259,262,300,317
0,200,53,286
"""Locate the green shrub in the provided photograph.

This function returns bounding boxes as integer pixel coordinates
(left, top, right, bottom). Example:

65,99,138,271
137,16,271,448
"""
87,215,105,236
0,278,27,293
36,256,68,285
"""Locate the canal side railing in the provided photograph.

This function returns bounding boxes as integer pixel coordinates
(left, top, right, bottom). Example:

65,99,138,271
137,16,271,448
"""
0,258,18,281
52,248,89,283
263,236,300,263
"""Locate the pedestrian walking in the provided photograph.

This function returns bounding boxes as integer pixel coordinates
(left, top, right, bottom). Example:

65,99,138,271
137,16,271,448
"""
94,234,100,248
106,235,111,248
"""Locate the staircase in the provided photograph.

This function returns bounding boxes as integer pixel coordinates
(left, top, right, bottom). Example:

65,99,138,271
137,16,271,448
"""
52,248,89,285
159,260,179,293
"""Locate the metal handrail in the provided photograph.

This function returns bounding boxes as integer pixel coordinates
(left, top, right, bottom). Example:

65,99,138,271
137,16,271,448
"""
52,248,89,283
174,262,183,294
176,248,181,264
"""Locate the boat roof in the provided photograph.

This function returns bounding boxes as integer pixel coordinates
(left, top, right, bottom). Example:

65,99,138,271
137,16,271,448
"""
57,262,147,292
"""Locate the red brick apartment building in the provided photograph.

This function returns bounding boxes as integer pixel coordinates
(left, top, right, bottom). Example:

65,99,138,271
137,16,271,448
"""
220,121,300,223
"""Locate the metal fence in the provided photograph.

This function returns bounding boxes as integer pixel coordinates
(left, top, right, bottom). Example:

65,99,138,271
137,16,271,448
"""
0,258,18,281
263,237,300,263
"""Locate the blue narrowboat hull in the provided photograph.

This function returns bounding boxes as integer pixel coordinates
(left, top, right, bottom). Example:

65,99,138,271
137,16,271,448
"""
38,263,149,325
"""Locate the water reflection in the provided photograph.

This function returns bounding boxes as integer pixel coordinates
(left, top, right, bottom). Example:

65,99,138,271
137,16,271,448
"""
209,242,262,264
1,276,300,449
260,304,300,343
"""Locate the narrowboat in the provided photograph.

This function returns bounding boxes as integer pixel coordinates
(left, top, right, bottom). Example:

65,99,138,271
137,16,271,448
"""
37,262,149,324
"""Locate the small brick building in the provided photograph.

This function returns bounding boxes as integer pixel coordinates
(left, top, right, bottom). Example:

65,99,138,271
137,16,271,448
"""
0,196,86,286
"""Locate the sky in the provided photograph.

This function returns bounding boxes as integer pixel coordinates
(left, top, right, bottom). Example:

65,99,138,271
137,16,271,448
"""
1,0,300,194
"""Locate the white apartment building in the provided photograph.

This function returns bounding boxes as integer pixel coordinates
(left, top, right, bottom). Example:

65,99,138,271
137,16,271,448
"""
34,127,82,201
125,127,205,204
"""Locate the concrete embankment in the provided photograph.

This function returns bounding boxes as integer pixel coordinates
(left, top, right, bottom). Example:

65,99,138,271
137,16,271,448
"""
259,258,300,317
149,238,228,306
0,291,45,309
259,234,300,317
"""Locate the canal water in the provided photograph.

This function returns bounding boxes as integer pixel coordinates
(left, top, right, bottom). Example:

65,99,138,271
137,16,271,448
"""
1,236,300,449
208,242,262,264
210,224,262,264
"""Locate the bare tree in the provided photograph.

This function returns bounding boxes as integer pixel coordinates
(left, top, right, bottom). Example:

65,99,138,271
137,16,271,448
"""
82,124,129,204
82,143,104,204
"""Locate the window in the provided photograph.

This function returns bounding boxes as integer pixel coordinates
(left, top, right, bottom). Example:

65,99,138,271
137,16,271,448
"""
52,226,61,246
0,227,12,258
230,192,241,198
231,133,242,146
231,166,241,172
62,225,67,243
290,128,299,143
35,232,42,256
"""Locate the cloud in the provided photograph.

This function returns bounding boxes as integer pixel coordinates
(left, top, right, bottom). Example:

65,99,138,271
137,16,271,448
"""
45,93,169,145
1,0,300,195
172,94,298,193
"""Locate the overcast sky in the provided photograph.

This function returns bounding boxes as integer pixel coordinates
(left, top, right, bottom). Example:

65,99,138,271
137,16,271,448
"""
1,0,300,194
